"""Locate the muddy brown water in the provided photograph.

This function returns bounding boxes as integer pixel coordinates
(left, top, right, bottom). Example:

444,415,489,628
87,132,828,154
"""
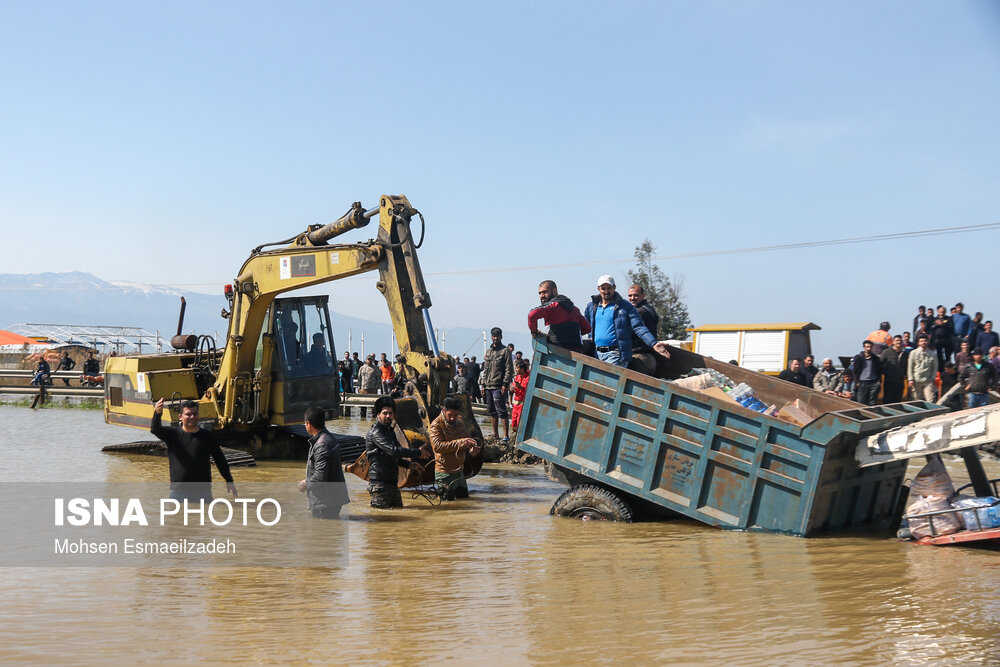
1,405,999,665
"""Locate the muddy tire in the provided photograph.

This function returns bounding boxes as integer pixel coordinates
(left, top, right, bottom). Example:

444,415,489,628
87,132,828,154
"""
550,484,633,522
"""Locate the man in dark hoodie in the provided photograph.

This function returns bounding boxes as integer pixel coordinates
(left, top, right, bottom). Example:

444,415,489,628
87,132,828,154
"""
528,280,591,351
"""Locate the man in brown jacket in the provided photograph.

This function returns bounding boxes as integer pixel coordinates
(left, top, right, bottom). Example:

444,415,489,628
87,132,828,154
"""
428,396,481,500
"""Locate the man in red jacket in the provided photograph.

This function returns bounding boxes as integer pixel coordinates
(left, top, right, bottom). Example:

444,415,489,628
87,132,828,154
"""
528,280,591,351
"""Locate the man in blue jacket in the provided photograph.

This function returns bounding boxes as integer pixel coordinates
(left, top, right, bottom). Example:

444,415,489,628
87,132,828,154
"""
584,275,670,368
952,302,972,350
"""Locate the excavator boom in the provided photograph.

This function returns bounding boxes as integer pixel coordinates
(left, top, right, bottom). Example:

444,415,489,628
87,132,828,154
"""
103,195,483,476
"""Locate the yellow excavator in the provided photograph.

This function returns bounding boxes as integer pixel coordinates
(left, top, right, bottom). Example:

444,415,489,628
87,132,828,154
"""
103,194,483,485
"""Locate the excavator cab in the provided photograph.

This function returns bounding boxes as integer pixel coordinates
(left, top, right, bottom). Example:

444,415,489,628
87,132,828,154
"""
267,295,340,430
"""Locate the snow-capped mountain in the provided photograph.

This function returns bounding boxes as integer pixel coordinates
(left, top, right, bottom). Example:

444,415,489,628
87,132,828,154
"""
0,271,227,339
0,272,525,358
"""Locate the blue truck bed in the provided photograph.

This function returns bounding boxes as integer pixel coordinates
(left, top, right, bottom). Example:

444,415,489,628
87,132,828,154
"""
517,339,946,536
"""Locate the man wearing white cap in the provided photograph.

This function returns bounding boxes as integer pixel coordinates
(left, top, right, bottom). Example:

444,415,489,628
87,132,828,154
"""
584,275,670,368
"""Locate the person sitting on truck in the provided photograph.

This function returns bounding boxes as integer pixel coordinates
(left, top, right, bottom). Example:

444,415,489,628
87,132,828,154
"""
428,396,481,500
778,359,808,387
812,358,844,396
528,280,591,352
583,275,670,369
364,396,425,509
627,283,663,375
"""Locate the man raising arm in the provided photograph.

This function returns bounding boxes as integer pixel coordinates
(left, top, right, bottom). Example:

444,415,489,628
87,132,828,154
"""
152,398,237,501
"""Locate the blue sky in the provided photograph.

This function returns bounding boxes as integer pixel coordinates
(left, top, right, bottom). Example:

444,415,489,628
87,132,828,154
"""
2,2,999,361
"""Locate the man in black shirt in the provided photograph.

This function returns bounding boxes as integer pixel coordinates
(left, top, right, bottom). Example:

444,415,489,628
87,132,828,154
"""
778,359,808,387
151,398,237,501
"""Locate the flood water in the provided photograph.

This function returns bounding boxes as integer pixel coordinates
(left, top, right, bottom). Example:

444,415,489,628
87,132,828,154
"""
1,405,999,665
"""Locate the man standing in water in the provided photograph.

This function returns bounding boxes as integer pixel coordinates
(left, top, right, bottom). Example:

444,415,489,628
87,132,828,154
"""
428,396,481,500
151,398,237,502
364,396,425,508
298,406,350,519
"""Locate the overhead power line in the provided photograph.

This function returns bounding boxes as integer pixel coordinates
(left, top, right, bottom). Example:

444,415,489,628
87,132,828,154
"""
52,220,994,290
423,222,1000,276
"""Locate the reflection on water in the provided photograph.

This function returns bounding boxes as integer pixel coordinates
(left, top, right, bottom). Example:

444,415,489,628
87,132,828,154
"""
0,406,998,665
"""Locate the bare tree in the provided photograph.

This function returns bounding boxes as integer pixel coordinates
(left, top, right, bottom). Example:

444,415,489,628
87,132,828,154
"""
625,239,692,340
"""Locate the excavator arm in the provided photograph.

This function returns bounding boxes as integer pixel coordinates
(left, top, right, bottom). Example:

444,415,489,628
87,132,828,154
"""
211,195,453,427
105,194,482,478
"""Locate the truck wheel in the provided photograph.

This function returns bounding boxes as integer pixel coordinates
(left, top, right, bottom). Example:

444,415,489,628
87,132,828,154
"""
550,484,633,522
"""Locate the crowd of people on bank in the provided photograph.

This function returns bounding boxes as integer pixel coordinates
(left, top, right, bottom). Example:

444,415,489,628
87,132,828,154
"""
777,302,998,411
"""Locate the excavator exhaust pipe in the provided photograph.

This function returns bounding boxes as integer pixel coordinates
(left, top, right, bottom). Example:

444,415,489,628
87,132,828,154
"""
171,297,197,351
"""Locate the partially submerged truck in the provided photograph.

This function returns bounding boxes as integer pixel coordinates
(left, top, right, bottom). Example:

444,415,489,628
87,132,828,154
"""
517,338,971,537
